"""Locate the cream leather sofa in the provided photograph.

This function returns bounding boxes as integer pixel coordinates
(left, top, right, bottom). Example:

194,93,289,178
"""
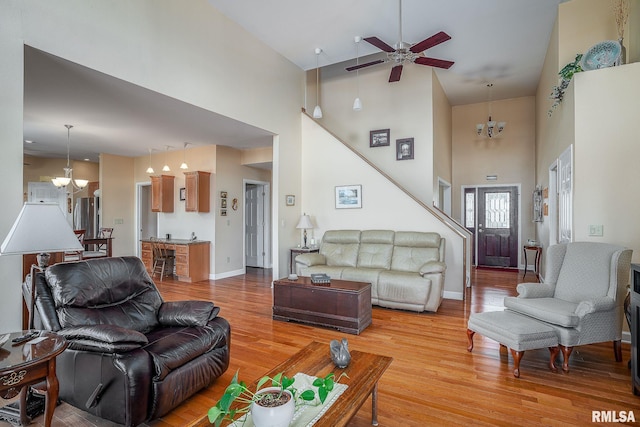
295,230,446,312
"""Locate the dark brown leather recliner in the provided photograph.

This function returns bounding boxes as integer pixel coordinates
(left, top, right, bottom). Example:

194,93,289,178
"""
26,256,230,426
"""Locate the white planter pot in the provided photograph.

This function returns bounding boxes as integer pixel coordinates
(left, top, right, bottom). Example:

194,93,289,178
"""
250,387,294,427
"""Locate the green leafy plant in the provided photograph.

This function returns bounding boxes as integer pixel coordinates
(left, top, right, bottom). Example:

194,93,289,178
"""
207,370,346,427
548,54,583,116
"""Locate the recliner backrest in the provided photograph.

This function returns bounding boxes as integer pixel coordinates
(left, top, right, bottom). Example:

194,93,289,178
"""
554,242,626,303
390,232,442,272
45,256,162,333
357,230,394,269
320,230,361,267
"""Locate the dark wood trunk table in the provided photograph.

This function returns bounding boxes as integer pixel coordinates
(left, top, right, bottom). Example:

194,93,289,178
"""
189,341,393,427
272,276,372,335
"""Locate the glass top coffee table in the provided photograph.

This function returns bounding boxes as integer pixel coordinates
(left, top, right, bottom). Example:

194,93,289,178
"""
189,341,392,427
0,331,67,427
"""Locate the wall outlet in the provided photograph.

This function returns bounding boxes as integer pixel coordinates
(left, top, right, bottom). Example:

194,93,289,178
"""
589,224,603,236
114,218,124,225
226,256,230,263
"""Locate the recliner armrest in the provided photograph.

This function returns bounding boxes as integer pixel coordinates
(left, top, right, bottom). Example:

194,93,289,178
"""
419,261,446,275
295,253,326,267
516,282,555,298
158,300,219,327
58,324,148,353
575,296,616,316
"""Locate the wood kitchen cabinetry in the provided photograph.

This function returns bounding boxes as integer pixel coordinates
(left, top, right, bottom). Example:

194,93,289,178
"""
184,171,210,212
151,175,174,212
141,239,210,282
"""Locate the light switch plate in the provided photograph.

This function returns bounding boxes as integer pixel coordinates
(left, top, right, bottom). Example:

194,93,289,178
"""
589,225,603,236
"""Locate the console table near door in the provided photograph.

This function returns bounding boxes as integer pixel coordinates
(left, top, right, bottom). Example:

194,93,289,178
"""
523,245,542,279
0,331,67,427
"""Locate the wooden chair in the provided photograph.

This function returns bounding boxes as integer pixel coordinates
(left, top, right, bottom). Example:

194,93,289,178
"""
64,229,85,261
82,227,113,259
151,238,174,281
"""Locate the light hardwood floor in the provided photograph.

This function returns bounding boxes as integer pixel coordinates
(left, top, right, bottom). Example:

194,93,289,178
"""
13,267,639,426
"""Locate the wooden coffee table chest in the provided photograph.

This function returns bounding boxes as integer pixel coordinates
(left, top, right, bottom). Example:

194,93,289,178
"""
273,276,372,334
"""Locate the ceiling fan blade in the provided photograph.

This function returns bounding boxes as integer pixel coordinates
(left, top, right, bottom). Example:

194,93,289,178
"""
345,59,385,72
414,56,455,69
409,31,451,53
389,65,403,82
363,36,395,53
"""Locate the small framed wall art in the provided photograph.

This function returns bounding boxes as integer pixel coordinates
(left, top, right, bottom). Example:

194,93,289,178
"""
396,138,414,160
370,129,390,147
335,185,362,209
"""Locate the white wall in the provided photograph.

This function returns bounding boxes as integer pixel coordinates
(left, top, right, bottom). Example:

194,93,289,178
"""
0,0,305,331
301,115,466,300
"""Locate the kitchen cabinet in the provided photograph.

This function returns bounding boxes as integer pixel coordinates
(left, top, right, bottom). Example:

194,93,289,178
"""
151,175,174,212
184,171,210,212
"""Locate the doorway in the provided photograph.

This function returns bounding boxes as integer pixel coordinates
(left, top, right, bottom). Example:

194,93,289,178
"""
464,185,519,268
136,182,157,257
244,180,271,268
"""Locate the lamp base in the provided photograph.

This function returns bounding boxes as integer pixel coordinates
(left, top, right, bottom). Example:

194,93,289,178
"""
36,253,50,269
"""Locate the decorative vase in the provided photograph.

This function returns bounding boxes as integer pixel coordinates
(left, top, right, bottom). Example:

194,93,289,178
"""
618,38,626,65
330,338,351,368
250,387,294,427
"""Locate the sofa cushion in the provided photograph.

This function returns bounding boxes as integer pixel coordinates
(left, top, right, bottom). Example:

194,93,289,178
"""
390,232,441,272
46,256,163,333
321,230,361,267
357,230,394,269
341,267,384,299
377,271,431,309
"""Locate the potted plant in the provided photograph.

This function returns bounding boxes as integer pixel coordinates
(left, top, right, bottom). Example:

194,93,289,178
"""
207,370,345,427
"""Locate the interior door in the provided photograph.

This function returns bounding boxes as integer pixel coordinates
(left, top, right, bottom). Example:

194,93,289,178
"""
477,186,518,267
245,184,263,267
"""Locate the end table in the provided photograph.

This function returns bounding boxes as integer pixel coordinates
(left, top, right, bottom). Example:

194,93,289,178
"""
289,247,319,274
0,331,67,427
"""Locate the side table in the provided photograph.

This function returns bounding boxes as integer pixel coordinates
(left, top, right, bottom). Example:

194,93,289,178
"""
0,331,67,427
289,247,319,274
523,245,542,280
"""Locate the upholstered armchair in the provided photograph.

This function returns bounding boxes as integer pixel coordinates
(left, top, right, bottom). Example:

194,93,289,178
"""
504,242,632,371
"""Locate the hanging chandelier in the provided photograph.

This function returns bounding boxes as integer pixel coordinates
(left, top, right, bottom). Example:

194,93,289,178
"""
476,84,506,138
51,124,89,192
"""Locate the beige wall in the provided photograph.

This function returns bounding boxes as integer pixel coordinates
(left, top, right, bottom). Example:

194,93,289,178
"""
0,0,304,331
452,96,537,262
100,154,134,256
23,155,99,199
432,72,453,205
301,115,466,300
310,61,436,204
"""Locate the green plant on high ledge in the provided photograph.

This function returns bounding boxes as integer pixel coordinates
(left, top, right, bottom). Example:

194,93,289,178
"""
207,370,347,427
548,53,583,116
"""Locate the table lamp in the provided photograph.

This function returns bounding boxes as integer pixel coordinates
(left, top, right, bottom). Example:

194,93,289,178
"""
295,214,314,249
1,202,83,328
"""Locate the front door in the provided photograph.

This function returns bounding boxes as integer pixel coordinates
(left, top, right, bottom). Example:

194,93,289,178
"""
477,186,518,268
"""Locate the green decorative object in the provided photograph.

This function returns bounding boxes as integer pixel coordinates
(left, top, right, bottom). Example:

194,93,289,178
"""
548,54,583,116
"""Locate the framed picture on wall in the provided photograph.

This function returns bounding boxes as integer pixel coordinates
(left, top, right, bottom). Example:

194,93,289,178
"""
286,195,295,206
370,129,390,147
396,138,414,160
179,188,186,201
335,185,362,209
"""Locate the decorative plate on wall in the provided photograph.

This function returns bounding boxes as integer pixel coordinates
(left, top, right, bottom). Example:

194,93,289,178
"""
581,40,621,71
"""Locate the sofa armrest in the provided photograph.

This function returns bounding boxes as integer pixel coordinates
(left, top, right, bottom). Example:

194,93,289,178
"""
295,253,326,267
419,261,446,275
58,325,148,353
575,296,616,317
516,282,555,298
158,300,219,327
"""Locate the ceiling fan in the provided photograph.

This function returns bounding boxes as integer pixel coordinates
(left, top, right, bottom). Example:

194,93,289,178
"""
346,0,454,82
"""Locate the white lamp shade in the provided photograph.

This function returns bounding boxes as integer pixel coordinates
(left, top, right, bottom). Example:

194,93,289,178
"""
1,203,83,254
296,215,314,229
74,179,89,188
312,105,323,119
353,97,362,111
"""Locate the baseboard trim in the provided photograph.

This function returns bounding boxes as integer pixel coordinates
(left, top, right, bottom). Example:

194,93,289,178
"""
212,268,245,280
444,291,464,301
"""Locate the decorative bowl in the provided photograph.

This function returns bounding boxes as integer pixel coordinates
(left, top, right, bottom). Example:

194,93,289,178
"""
581,40,621,71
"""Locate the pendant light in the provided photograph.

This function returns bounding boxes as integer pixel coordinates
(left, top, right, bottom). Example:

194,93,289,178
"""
180,142,190,170
313,48,323,119
51,124,89,192
162,145,171,172
146,148,155,174
353,36,363,111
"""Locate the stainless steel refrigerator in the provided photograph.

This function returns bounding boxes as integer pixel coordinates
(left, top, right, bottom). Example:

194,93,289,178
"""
74,197,99,238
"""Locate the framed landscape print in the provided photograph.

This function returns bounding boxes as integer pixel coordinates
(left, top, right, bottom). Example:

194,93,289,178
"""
335,185,362,209
370,129,390,147
396,138,414,160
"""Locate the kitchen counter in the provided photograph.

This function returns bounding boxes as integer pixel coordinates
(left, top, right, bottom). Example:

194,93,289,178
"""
140,239,210,282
